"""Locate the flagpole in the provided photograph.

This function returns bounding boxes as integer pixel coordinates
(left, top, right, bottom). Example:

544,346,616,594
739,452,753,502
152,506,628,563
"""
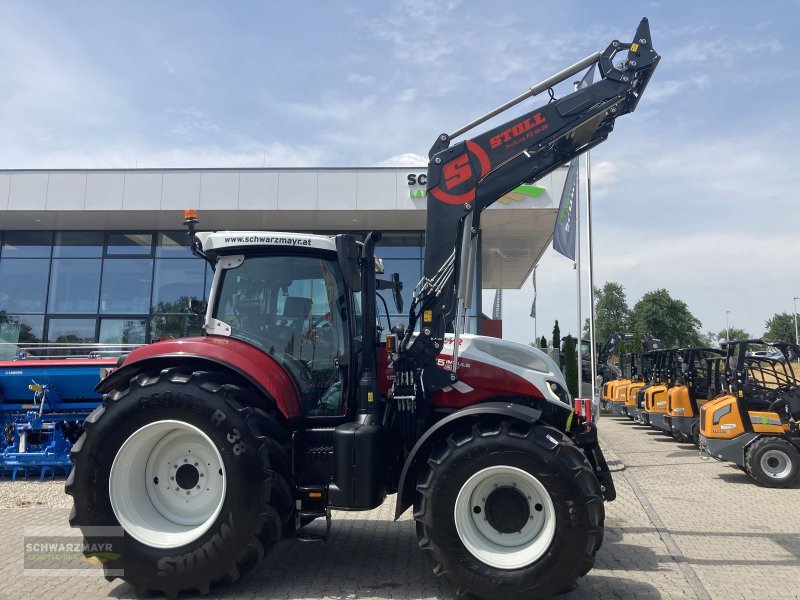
575,208,582,398
586,144,598,407
573,82,583,399
532,269,537,343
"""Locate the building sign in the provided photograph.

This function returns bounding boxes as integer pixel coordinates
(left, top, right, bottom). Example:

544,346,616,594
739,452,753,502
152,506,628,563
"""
408,172,546,202
407,173,427,198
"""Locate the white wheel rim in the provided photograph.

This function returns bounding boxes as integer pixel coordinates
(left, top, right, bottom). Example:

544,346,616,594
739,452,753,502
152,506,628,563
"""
760,449,793,480
454,465,556,570
109,420,227,549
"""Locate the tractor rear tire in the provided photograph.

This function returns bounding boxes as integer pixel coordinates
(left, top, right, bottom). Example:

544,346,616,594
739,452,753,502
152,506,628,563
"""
745,437,800,488
413,417,604,600
66,368,293,598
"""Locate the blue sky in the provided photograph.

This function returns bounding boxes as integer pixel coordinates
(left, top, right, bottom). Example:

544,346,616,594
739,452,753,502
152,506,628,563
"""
1,1,799,343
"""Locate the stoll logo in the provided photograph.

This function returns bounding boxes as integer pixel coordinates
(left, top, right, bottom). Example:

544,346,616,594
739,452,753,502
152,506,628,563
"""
408,173,545,202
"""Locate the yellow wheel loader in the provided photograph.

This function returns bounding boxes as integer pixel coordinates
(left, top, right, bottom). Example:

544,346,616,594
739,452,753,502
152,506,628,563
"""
646,349,680,433
624,352,655,419
663,349,724,444
699,340,800,487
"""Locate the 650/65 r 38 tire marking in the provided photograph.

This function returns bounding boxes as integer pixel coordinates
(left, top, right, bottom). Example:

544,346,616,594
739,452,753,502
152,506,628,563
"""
65,368,294,599
413,417,605,600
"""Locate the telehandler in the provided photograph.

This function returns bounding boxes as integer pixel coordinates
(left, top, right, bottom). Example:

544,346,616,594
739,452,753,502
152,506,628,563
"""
66,19,659,600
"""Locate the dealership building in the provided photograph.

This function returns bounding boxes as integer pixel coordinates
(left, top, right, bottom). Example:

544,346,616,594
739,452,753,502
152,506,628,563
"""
0,166,566,355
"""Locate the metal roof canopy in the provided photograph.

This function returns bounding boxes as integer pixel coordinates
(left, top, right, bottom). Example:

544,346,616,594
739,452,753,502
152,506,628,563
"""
0,166,567,289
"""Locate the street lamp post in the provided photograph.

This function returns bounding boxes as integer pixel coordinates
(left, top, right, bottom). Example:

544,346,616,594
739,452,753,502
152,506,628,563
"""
794,297,799,346
725,310,731,344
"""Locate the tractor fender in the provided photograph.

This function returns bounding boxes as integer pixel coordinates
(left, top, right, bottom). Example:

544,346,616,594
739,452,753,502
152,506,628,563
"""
96,337,302,420
394,401,542,519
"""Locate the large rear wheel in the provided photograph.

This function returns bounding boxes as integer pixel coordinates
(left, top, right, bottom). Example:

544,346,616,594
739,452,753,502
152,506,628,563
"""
66,368,293,598
745,436,800,488
414,418,604,600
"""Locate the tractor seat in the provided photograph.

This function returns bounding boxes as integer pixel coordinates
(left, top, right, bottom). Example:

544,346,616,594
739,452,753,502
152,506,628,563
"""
767,387,800,422
283,296,312,318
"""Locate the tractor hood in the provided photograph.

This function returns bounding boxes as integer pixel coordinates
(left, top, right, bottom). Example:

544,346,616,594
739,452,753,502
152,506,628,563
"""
437,334,572,410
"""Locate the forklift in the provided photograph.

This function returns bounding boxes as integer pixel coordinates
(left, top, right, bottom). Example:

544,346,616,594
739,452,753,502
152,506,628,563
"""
66,19,660,600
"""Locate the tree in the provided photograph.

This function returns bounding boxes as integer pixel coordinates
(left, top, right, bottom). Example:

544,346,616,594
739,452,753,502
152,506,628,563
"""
552,320,561,366
150,296,204,341
715,327,750,345
539,336,548,349
764,312,797,343
594,282,631,344
697,331,717,348
630,289,702,347
562,335,579,397
632,326,643,352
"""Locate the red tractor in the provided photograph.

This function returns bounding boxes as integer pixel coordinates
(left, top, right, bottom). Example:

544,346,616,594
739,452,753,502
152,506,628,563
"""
67,19,659,599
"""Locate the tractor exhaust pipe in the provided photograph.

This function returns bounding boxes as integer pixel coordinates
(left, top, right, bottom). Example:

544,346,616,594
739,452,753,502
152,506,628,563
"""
358,231,382,421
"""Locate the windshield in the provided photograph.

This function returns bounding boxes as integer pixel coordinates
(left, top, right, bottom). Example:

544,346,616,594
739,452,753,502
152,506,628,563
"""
213,254,348,416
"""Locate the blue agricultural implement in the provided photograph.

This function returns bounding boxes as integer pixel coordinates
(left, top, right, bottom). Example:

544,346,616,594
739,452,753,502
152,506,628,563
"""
0,345,127,480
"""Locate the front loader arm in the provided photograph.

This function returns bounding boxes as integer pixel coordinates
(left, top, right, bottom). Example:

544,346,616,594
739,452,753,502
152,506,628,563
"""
399,18,659,393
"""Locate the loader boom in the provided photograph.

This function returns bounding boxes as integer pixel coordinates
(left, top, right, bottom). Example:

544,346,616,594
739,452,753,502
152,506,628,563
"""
398,18,660,393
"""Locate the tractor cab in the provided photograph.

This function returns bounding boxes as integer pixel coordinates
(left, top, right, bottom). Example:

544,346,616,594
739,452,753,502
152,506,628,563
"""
199,233,353,417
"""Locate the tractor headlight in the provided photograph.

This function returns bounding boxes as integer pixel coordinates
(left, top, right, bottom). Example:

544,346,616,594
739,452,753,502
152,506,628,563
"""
473,339,549,373
546,380,572,405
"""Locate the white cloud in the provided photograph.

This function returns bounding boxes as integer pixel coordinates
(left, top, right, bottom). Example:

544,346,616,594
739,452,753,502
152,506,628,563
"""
378,153,426,167
0,142,327,170
644,75,710,103
397,88,416,102
672,37,783,66
347,73,374,84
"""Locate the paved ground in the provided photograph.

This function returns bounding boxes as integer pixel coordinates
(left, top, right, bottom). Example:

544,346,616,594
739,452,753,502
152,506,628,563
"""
0,415,798,599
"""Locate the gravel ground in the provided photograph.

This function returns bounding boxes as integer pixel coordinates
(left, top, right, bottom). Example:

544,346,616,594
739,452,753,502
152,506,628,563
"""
0,479,71,509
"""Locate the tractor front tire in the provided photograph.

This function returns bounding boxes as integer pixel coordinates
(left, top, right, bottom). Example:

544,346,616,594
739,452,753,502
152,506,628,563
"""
66,368,293,598
414,418,604,600
745,437,800,488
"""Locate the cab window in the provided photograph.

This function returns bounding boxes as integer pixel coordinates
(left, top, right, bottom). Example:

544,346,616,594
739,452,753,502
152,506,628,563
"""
214,255,347,417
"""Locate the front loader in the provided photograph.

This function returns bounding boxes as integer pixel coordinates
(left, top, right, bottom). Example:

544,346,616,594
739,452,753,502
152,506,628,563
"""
66,19,660,600
699,340,800,487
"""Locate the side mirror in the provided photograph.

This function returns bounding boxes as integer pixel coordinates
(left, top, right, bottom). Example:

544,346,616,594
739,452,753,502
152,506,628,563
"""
392,272,403,314
335,234,362,292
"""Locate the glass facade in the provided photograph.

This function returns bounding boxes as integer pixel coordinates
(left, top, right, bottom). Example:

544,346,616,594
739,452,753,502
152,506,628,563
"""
0,229,479,356
0,231,211,355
